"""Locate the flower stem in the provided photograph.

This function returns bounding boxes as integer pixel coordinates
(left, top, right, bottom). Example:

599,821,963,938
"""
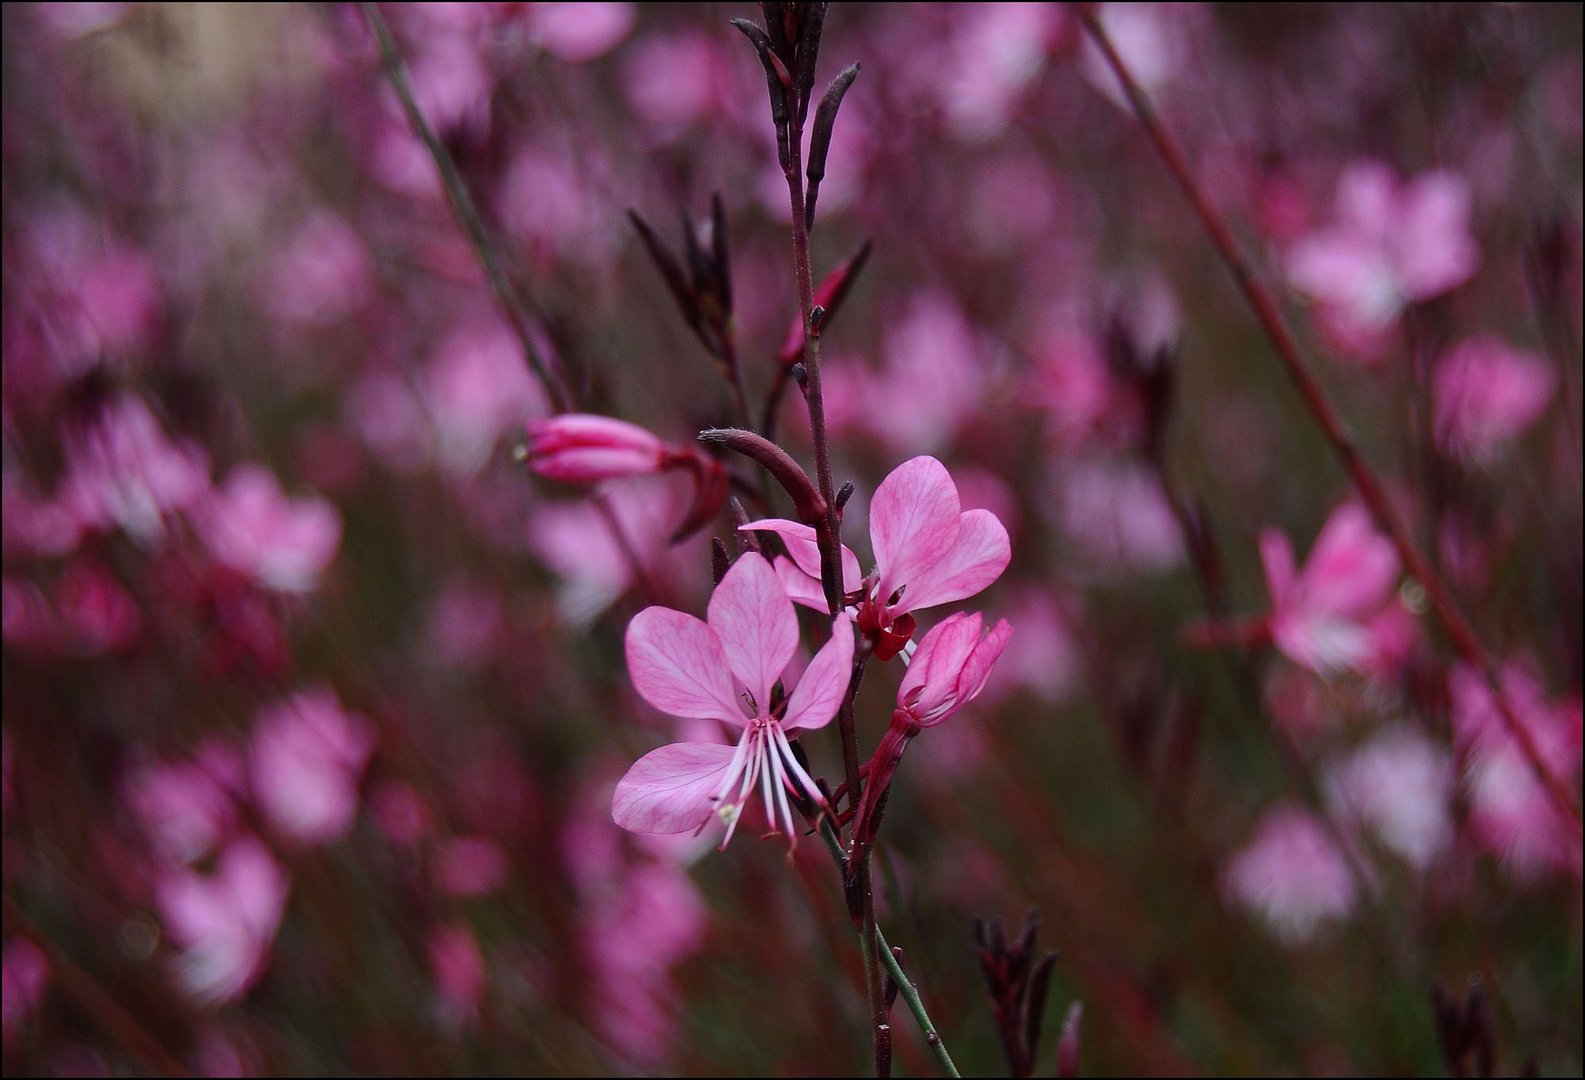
1080,9,1582,836
817,821,960,1078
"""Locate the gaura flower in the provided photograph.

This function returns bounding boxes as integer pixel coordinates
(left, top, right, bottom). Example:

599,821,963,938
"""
612,552,854,847
526,414,667,483
742,455,1010,660
848,612,1011,866
1259,503,1400,676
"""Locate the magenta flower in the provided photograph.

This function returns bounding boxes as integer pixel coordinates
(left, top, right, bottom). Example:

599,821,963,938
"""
1286,161,1478,353
850,613,1011,864
200,465,341,594
612,552,854,846
1221,803,1357,944
1433,336,1557,463
742,455,1010,660
1259,503,1401,675
249,691,375,847
527,413,667,483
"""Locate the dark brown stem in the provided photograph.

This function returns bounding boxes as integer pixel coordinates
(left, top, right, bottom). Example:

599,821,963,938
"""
1080,9,1582,836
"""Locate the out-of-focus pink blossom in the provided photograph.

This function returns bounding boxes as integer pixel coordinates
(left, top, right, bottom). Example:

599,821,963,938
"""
1222,804,1357,943
1259,503,1401,676
155,836,289,1006
613,553,854,846
55,559,140,655
199,465,341,594
2,469,81,558
368,781,434,849
428,923,487,1029
527,414,666,483
1286,162,1479,354
249,691,375,846
59,397,210,546
435,835,511,898
1324,726,1454,872
255,210,373,328
1,579,56,652
527,3,635,62
1450,663,1582,881
123,743,244,864
743,456,1010,660
1081,3,1187,111
425,322,549,474
939,3,1063,140
823,294,992,453
1432,336,1556,463
1,938,50,1044
1056,459,1184,576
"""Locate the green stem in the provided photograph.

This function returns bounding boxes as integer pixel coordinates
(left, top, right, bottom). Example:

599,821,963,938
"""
817,823,960,1077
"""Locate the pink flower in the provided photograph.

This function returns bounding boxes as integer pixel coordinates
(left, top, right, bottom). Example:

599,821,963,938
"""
527,414,665,483
428,923,487,1029
155,836,289,1006
1286,162,1478,353
1222,804,1357,944
249,691,375,846
1433,336,1556,462
123,743,244,864
1259,503,1401,675
255,210,372,328
612,552,854,846
200,465,341,594
1450,663,1582,881
59,396,210,546
742,456,1010,660
528,3,636,62
849,613,1011,862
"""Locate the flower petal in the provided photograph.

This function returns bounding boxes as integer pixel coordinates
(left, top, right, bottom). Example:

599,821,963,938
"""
898,509,1010,612
1297,504,1398,618
739,518,863,592
1259,529,1296,604
869,457,962,599
612,741,740,834
626,607,741,723
782,616,855,732
951,617,1013,709
707,552,798,707
899,612,974,714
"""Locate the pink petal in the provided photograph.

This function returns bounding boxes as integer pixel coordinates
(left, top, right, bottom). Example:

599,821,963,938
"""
870,456,961,599
952,617,1013,707
782,616,855,732
707,552,797,707
612,741,738,834
625,607,741,723
773,556,832,610
1395,172,1478,299
1299,505,1398,617
1259,529,1296,604
899,612,976,712
898,508,1010,612
738,518,862,592
1335,160,1398,239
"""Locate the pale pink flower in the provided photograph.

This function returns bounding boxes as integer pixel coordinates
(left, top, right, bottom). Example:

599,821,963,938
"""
940,3,1063,139
1081,2,1187,112
527,3,635,62
59,396,210,546
612,552,854,846
1433,336,1556,462
1287,162,1479,352
1324,726,1454,872
249,691,375,846
155,836,289,1006
123,743,244,864
742,455,1010,660
1222,804,1357,944
527,414,666,483
200,466,341,594
1259,503,1401,675
1450,663,1582,881
1056,459,1184,577
255,210,372,328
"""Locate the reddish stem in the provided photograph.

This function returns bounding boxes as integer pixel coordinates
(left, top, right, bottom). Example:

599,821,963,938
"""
1080,10,1582,836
